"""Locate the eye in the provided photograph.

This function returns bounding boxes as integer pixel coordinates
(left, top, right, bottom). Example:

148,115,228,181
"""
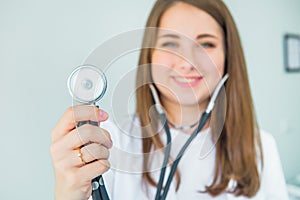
161,42,178,48
200,42,215,48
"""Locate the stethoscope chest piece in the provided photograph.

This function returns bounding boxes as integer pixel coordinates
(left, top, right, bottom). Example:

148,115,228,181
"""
67,65,107,104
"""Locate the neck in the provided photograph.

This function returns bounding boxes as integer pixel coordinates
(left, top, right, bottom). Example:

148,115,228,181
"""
161,97,209,133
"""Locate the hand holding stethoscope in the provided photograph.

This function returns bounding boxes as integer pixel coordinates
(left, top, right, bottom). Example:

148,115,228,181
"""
67,65,111,200
50,65,112,200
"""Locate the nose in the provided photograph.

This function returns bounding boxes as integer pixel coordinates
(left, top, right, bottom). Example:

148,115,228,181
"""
173,43,197,73
175,56,195,72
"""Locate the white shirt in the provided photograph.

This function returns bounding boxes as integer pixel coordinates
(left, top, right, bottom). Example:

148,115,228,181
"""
89,118,289,200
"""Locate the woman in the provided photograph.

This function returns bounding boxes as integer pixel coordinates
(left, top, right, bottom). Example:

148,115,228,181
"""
50,0,288,199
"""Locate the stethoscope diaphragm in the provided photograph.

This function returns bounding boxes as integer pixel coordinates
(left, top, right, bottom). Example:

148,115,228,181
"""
67,65,107,104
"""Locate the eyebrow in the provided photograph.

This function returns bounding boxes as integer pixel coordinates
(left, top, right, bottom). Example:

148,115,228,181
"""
158,34,180,39
196,34,218,39
157,33,219,40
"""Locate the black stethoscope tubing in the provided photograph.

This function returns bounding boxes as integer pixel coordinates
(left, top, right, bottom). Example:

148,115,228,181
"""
150,74,229,200
155,110,211,200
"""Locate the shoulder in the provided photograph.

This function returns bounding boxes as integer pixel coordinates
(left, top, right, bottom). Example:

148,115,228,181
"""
258,130,289,199
259,130,277,151
258,129,281,167
259,130,281,160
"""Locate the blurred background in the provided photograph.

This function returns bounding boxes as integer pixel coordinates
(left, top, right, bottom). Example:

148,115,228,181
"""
0,0,299,199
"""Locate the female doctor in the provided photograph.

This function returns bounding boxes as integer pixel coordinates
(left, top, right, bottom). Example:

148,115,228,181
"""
50,0,289,199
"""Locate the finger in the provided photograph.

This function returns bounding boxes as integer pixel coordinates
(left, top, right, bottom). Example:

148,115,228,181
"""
63,125,112,149
100,128,111,142
78,160,110,181
51,126,111,163
82,143,110,162
71,144,110,167
51,106,108,142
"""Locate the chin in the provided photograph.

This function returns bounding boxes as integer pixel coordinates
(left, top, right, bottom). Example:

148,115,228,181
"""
176,92,209,104
174,97,206,107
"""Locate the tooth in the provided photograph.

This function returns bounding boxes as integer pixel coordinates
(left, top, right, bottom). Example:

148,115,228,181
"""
175,78,197,83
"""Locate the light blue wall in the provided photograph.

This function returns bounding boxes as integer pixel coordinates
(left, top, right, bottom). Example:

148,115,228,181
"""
0,1,156,199
0,0,299,199
223,0,300,180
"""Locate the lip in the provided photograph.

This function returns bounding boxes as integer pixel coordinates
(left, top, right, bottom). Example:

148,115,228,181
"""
172,75,203,88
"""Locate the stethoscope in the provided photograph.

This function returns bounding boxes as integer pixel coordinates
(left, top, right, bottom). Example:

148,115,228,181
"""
149,74,229,200
68,64,229,200
68,65,110,200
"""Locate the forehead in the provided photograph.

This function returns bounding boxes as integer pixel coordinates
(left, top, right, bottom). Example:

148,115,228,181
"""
158,2,223,39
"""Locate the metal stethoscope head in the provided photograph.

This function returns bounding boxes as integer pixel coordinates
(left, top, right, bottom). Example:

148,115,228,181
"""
67,64,107,104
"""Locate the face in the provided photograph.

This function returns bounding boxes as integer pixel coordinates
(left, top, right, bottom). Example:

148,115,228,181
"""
151,2,225,108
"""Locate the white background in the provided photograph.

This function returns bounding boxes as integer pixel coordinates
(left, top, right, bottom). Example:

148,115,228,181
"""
0,0,300,199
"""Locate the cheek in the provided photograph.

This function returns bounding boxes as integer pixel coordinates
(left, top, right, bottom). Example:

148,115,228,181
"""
199,50,225,95
151,51,177,99
215,52,225,75
151,64,168,85
215,46,226,75
151,50,174,82
203,50,225,76
152,50,175,67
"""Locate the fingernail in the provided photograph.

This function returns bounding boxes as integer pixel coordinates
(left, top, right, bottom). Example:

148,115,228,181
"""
99,110,108,119
106,139,113,149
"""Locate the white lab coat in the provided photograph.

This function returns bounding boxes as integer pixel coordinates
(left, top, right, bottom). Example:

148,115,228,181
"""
89,118,289,200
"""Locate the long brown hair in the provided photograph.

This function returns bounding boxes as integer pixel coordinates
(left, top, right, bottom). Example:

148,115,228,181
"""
135,0,263,197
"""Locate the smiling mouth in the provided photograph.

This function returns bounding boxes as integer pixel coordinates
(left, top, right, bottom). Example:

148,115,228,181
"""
174,77,200,83
172,76,203,87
